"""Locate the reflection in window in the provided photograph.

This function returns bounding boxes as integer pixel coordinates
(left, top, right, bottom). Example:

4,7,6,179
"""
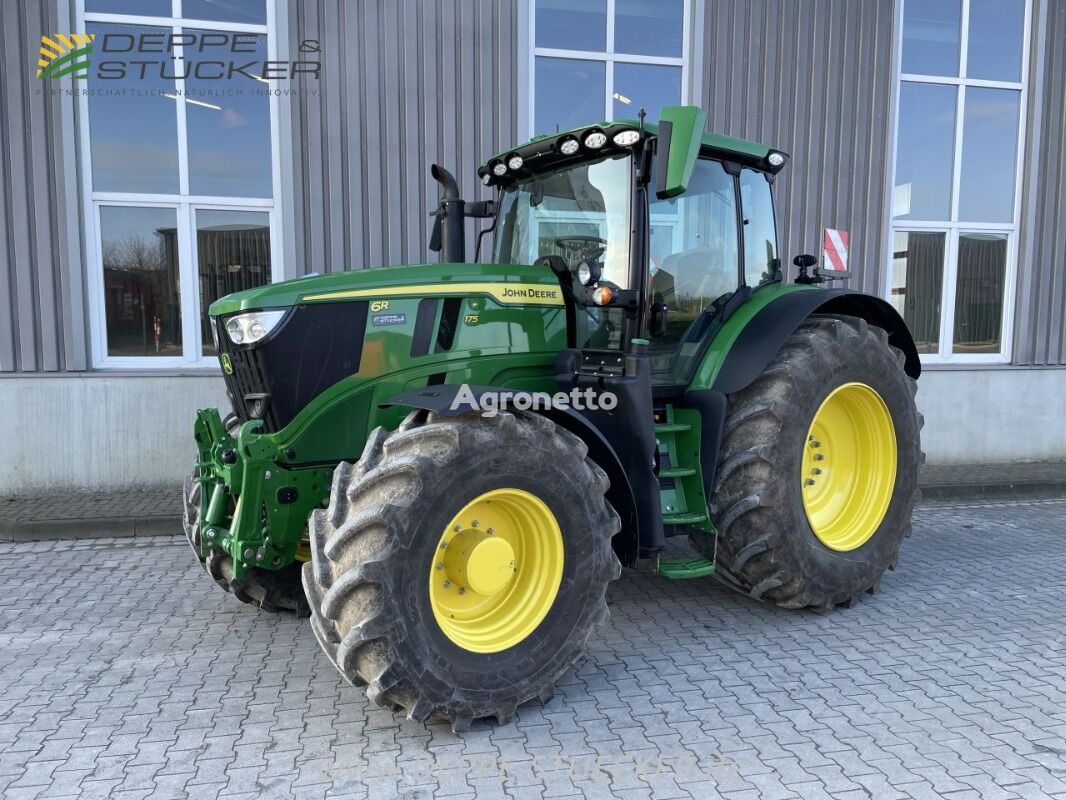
534,57,606,135
953,233,1007,353
894,83,956,220
100,206,182,357
615,0,683,57
183,0,267,25
185,31,272,197
535,0,606,51
86,0,170,15
740,170,778,287
648,159,739,379
901,0,961,77
890,231,945,354
87,23,179,193
197,210,271,355
958,88,1021,223
966,0,1024,81
612,63,681,119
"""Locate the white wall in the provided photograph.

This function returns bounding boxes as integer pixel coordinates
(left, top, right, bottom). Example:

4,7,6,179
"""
0,368,1063,494
0,375,228,494
916,368,1066,465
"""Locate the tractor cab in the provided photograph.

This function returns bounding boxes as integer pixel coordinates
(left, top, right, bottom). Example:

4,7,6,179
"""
478,108,788,391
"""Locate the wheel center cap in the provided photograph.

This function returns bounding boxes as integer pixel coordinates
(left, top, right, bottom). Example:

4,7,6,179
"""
445,531,516,595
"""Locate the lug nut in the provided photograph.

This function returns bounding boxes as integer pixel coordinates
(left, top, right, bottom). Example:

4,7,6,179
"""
453,524,462,532
458,588,466,596
471,520,479,528
804,479,816,487
486,528,494,535
812,468,823,475
436,562,444,570
443,580,451,589
815,453,825,461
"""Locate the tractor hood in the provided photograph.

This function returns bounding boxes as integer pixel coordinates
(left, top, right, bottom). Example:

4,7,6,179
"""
208,262,564,317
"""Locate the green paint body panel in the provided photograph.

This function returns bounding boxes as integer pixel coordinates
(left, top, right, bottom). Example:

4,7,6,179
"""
658,557,716,580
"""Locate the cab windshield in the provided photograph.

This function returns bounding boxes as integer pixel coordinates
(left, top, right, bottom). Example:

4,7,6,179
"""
493,154,632,283
493,154,632,348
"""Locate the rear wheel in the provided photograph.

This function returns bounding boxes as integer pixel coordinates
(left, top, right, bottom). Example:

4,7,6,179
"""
695,315,922,610
302,410,620,730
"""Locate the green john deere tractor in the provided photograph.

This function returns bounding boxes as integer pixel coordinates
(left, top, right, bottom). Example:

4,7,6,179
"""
185,106,922,730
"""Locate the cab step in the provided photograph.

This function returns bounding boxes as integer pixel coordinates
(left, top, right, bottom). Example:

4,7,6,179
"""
662,511,708,526
658,557,716,580
659,466,696,479
654,422,691,435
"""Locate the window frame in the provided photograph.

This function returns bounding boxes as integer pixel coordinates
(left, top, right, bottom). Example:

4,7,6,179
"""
885,0,1032,365
77,0,285,370
527,0,691,139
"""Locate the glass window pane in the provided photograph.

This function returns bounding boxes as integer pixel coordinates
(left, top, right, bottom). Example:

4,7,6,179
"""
615,0,683,57
966,0,1025,81
902,0,962,76
648,159,740,380
86,23,179,193
182,0,266,24
891,231,944,354
100,206,182,358
197,210,271,356
185,30,272,197
893,82,956,221
86,0,171,15
958,88,1020,223
612,63,681,119
535,0,606,51
953,233,1007,353
535,57,606,135
740,170,778,287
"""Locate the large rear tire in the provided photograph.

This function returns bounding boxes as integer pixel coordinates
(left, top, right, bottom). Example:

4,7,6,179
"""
695,315,922,611
302,410,621,731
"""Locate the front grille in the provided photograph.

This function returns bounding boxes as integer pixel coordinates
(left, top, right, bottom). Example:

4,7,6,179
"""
215,301,369,433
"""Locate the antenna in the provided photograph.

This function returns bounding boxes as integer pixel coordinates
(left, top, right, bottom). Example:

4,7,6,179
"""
638,107,646,132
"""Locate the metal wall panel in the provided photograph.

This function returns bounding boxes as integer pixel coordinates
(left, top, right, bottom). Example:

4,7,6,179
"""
696,0,896,297
1022,0,1066,365
287,0,519,273
0,0,87,373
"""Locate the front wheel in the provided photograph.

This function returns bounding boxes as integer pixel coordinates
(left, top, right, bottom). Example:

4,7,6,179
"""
303,410,621,730
695,315,923,611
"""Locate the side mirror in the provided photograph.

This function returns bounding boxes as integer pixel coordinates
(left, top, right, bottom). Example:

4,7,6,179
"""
655,106,707,199
793,254,818,269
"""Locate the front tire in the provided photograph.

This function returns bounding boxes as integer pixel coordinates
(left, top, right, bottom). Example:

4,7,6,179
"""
303,410,621,730
695,315,923,610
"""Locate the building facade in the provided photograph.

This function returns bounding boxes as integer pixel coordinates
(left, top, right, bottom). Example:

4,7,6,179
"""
1,0,1064,493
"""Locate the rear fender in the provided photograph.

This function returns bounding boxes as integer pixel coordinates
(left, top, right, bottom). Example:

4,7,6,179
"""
382,385,640,566
711,288,921,396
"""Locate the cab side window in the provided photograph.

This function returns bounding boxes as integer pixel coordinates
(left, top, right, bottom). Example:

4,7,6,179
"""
648,159,740,345
740,169,779,287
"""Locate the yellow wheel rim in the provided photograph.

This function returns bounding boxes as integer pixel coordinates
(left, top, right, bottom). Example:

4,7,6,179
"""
801,382,897,552
429,488,564,653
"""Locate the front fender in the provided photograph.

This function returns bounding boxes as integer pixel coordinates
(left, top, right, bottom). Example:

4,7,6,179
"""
382,384,640,567
708,287,921,396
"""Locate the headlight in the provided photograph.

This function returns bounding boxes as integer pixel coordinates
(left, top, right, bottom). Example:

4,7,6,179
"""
612,129,640,146
577,262,592,286
481,172,492,185
767,152,786,167
559,137,579,155
224,310,286,345
492,161,507,176
507,154,523,170
210,319,220,350
584,130,607,149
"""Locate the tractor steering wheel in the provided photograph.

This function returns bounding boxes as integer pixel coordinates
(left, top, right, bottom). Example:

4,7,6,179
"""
552,235,607,262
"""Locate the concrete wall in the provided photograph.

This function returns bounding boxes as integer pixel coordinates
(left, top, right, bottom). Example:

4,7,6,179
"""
916,368,1066,465
0,376,228,494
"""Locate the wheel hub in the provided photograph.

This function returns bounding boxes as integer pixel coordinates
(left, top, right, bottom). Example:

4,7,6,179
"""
443,530,516,596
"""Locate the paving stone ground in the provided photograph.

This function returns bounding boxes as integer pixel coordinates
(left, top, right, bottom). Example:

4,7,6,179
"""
2,498,1066,799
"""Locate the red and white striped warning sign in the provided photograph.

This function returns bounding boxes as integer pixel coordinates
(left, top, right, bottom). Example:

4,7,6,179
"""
822,229,849,272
